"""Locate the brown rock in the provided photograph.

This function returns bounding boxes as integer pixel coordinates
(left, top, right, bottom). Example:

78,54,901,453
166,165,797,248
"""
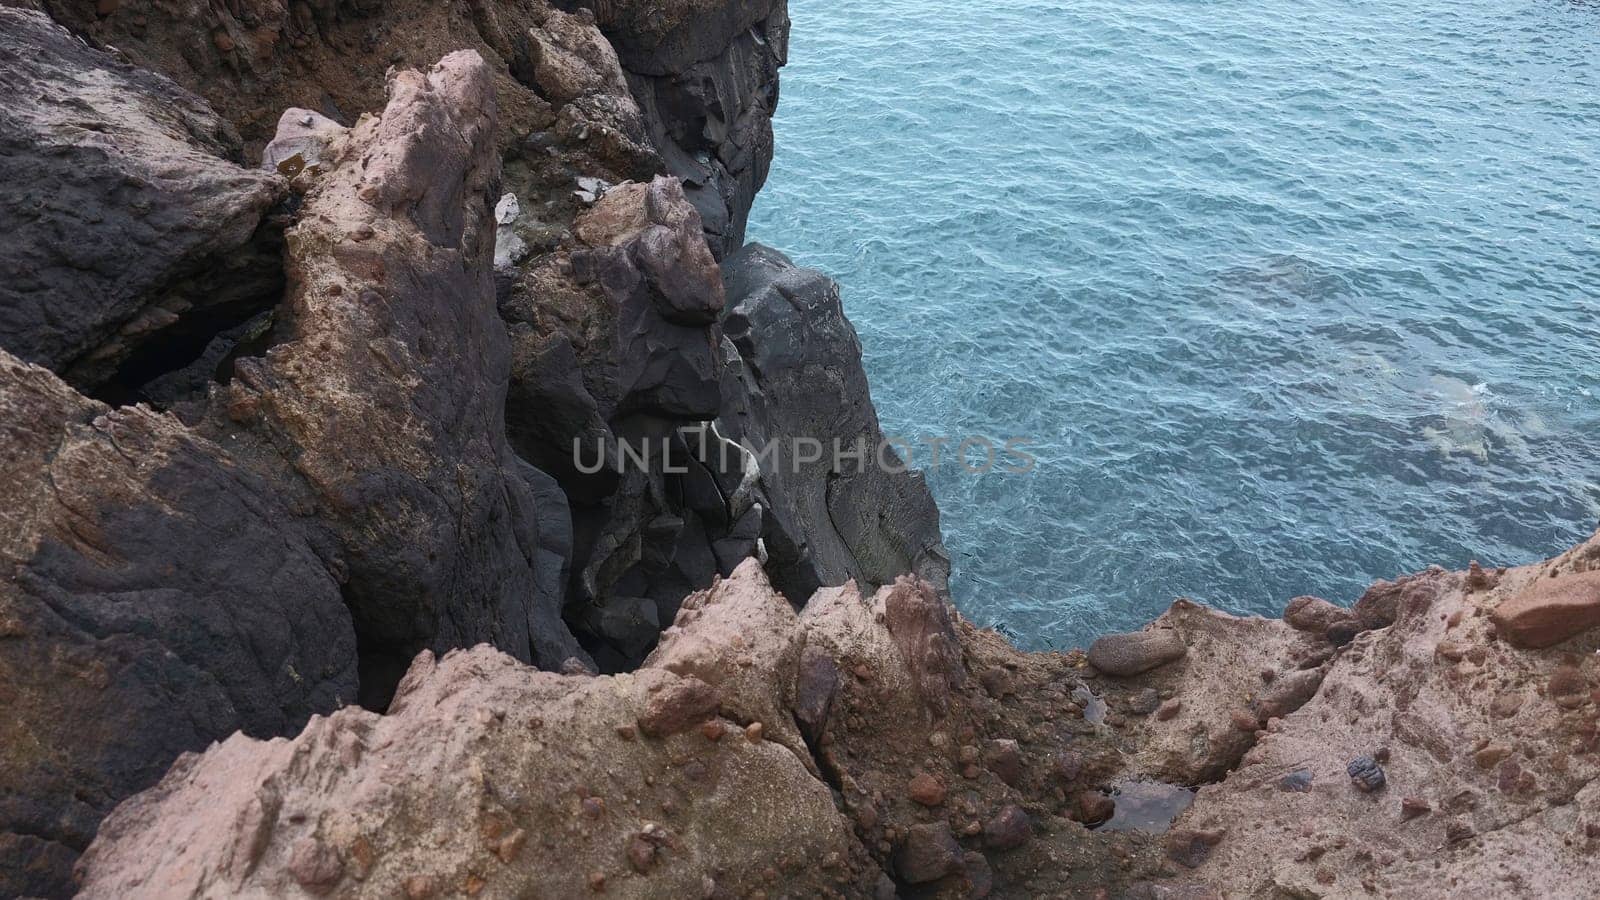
1087,629,1187,677
1548,666,1590,709
982,805,1031,851
1489,570,1600,648
907,772,947,807
288,837,343,894
983,738,1024,787
636,674,720,737
1400,797,1431,822
1229,709,1260,732
1283,596,1356,635
892,823,962,884
979,665,1014,698
1472,743,1512,770
1165,828,1226,868
1073,791,1115,825
1155,699,1183,721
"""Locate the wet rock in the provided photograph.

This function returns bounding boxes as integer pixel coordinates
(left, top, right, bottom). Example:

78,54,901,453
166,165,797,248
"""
1087,630,1187,677
982,805,1031,851
1347,756,1387,792
1490,571,1600,648
893,823,963,884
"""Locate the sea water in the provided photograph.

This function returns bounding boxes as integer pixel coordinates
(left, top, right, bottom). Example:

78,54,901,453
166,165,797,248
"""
747,0,1600,647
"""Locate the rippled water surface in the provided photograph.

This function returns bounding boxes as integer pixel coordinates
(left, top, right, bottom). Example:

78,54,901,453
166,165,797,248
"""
747,0,1600,648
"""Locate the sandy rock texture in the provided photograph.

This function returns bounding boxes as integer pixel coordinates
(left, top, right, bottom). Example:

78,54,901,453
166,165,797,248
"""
76,560,1200,898
0,9,286,397
1151,532,1600,898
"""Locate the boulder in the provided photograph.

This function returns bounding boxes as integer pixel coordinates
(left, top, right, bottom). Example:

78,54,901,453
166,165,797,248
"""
0,9,285,398
75,647,880,898
1087,630,1187,677
1490,570,1600,648
0,355,356,898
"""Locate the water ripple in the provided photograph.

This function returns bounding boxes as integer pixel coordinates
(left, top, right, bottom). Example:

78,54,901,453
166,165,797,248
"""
749,0,1600,648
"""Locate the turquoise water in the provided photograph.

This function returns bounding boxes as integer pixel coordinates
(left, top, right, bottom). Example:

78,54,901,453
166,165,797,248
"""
747,0,1600,646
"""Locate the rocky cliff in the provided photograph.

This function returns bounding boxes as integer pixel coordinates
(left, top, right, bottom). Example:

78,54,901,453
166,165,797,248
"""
2,2,1598,898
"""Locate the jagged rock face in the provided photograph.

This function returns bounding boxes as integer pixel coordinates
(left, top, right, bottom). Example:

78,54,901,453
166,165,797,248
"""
0,354,358,899
211,49,586,697
74,562,1181,898
719,243,951,605
579,0,790,255
0,48,605,895
0,9,286,400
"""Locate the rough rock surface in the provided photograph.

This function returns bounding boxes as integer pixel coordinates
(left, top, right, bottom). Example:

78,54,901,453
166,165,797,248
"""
0,354,357,898
0,9,286,398
719,243,951,605
206,49,586,698
0,46,598,895
581,0,790,254
76,562,1188,899
1087,628,1188,677
1152,531,1600,897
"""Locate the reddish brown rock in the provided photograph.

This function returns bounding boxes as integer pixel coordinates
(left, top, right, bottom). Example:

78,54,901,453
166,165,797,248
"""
982,805,1031,851
1164,828,1226,869
893,823,962,884
1489,571,1600,648
1283,596,1356,636
907,772,947,807
635,673,720,737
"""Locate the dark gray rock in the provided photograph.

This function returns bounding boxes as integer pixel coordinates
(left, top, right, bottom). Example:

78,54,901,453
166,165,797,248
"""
0,9,286,397
583,0,790,255
717,244,950,604
0,354,357,899
1087,629,1188,677
1347,755,1387,792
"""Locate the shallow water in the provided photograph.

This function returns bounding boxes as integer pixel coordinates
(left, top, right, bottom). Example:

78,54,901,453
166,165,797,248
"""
748,0,1600,649
1094,779,1197,833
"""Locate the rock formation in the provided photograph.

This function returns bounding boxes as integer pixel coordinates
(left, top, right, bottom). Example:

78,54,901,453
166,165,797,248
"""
0,10,285,398
5,0,1600,897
